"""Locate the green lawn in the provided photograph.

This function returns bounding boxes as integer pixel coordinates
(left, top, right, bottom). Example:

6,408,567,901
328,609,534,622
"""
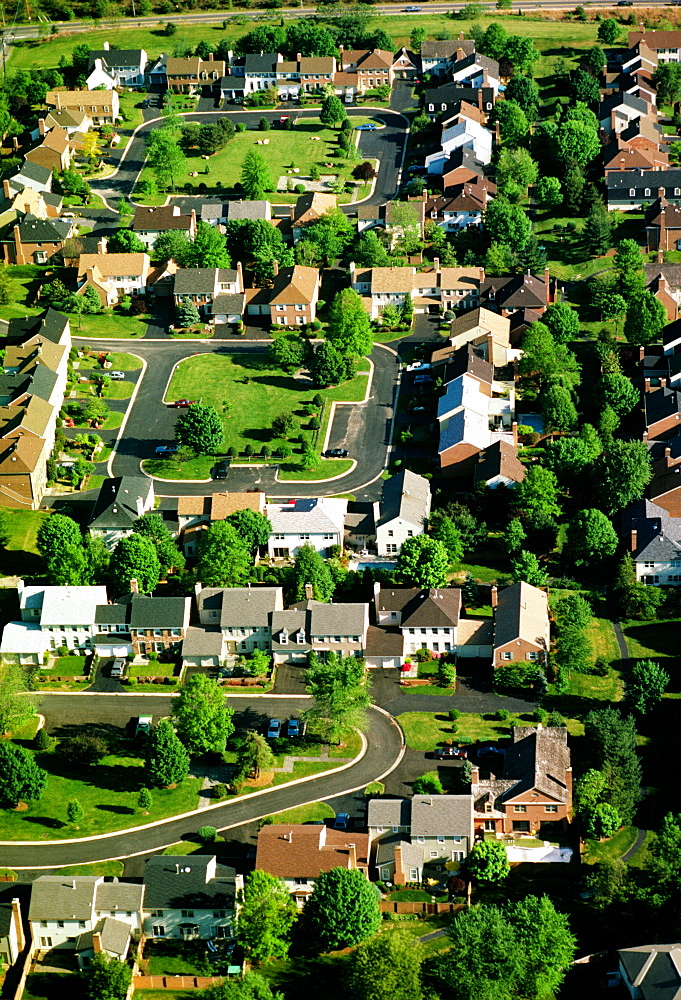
128,660,176,677
53,861,124,876
68,311,149,338
72,409,123,430
9,716,41,740
397,711,584,753
51,655,88,675
0,741,201,840
135,992,195,1000
143,940,207,977
0,264,44,322
77,352,142,370
277,458,354,482
264,802,335,824
0,508,48,576
583,825,638,865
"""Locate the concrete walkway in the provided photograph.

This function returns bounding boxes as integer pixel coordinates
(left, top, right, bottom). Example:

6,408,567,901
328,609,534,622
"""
419,927,449,943
622,827,648,862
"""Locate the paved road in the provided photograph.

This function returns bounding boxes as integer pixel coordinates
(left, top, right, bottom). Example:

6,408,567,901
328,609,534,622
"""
3,699,403,869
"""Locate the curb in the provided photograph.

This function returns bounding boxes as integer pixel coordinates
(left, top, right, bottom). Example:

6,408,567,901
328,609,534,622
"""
35,691,313,698
106,351,146,480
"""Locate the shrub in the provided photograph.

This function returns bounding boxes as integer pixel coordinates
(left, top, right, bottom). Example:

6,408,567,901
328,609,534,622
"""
412,774,443,795
593,657,609,676
294,183,305,194
533,708,548,725
213,783,229,800
34,728,52,751
547,711,566,727
198,825,218,842
494,709,510,721
60,733,108,766
449,709,461,721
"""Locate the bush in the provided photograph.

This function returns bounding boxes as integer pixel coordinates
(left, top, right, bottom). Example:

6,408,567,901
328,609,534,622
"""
412,774,443,795
294,183,306,194
213,783,229,800
593,657,609,676
546,711,566,727
198,825,218,842
34,728,52,751
494,709,510,721
59,733,108,766
449,709,461,721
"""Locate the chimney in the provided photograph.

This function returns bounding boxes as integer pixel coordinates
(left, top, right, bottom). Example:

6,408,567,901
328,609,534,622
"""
512,420,518,446
422,188,427,202
665,445,672,458
236,260,244,290
470,765,480,784
296,52,302,62
658,249,664,264
3,179,10,199
195,580,202,598
486,330,494,361
103,40,110,50
630,528,638,552
490,585,498,608
433,256,440,273
644,377,651,392
38,117,46,137
304,582,314,601
393,845,405,885
92,932,103,954
129,578,139,594
543,267,551,303
208,51,214,61
135,496,146,518
458,30,464,40
11,898,24,952
272,259,279,276
348,843,357,870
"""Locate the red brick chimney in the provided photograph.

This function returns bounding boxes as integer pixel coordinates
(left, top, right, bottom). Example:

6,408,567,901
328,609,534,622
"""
490,585,498,609
644,377,651,392
92,932,103,954
630,529,638,552
11,898,24,951
393,845,405,885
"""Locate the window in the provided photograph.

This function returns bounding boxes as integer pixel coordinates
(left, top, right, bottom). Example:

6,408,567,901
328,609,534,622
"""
676,188,681,196
40,921,48,928
57,921,64,928
417,835,425,844
484,803,492,813
629,188,636,197
41,937,52,947
501,652,512,661
181,910,195,918
152,925,165,937
213,910,226,918
407,530,413,537
375,825,384,834
545,805,558,814
408,628,415,634
388,530,393,537
437,835,445,844
151,910,164,918
484,820,495,832
429,850,439,858
514,805,527,813
214,925,231,938
645,188,651,196
79,921,86,928
526,651,538,660
451,851,465,862
392,826,399,833
433,643,439,652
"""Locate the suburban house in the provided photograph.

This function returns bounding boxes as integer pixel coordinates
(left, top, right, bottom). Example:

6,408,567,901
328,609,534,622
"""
356,198,426,243
195,586,284,655
599,92,651,134
373,469,431,556
259,264,320,327
643,383,681,441
4,161,53,199
471,725,572,836
11,582,108,657
430,308,512,367
255,824,370,904
629,28,681,60
132,205,197,250
142,856,240,940
75,918,133,968
93,593,191,660
621,497,681,586
2,214,74,265
392,47,420,80
425,118,493,173
437,358,516,472
424,83,496,120
28,875,143,953
241,53,279,94
86,43,148,88
45,89,119,124
291,192,337,241
270,599,369,664
0,897,24,970
165,55,226,94
88,476,154,552
266,497,347,559
423,181,494,232
492,581,549,667
420,37,475,77
276,55,336,98
24,126,77,174
450,52,500,93
9,185,62,220
369,795,474,884
200,200,271,227
177,490,267,557
606,168,681,209
645,194,681,251
42,107,93,135
337,46,394,92
77,252,151,306
481,270,552,317
350,262,483,319
618,942,681,999
173,266,244,323
603,137,669,176
373,586,462,658
473,440,526,489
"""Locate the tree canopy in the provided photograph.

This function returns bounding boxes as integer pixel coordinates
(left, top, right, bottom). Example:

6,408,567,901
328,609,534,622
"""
304,651,370,742
197,521,252,587
110,535,160,595
0,742,47,807
396,535,449,588
172,674,234,755
304,867,381,951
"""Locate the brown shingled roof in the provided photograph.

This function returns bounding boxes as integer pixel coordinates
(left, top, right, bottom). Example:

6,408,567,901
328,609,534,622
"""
256,824,370,879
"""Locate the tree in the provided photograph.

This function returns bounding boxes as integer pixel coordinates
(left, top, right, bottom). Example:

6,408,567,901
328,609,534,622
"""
320,95,347,127
67,799,84,827
542,384,578,432
466,840,510,883
614,238,645,296
132,513,185,576
326,288,373,358
653,61,681,107
584,707,642,825
305,652,370,742
350,927,423,1000
585,44,606,77
555,120,600,166
241,150,274,200
431,515,464,564
396,535,449,588
59,168,91,202
479,21,508,60
584,200,612,256
514,465,561,520
413,773,444,795
238,869,298,961
178,221,231,269
270,334,306,371
176,403,223,455
146,129,186,192
80,954,132,1000
292,544,335,602
107,228,146,253
309,341,347,387
565,509,618,565
305,868,380,951
597,17,620,44
650,812,681,888
542,302,580,344
197,972,281,1000
572,68,600,105
83,396,110,426
585,802,622,839
597,371,639,417
0,663,39,736
176,298,201,328
409,26,426,52
510,549,549,587
504,74,539,112
152,230,191,263
432,503,487,555
227,509,271,554
519,323,581,391
503,518,526,554
146,719,190,787
197,521,251,588
503,34,540,76
173,674,234,755
238,730,275,778
535,175,562,210
593,441,652,515
484,197,532,249
60,733,108,765
138,787,152,813
353,231,390,268
497,147,538,194
574,768,607,814
37,513,89,585
627,659,670,715
110,535,160,595
623,290,667,346
0,742,47,806
493,100,529,146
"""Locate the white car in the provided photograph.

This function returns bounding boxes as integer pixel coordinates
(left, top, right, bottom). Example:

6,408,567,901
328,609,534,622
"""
109,371,125,380
406,362,431,372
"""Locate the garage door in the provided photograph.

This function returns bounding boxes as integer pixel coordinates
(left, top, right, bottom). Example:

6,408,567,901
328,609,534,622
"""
96,643,133,657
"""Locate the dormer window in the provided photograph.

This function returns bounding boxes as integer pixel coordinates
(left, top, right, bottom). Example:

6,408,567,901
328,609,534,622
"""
295,631,305,645
280,630,288,644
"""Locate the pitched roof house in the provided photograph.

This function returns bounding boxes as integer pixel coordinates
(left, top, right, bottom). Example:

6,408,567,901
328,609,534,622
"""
473,439,526,489
177,490,267,556
618,942,681,1000
607,168,681,210
256,824,370,903
3,214,74,266
142,855,240,940
94,593,191,660
77,253,150,306
45,89,119,124
492,581,549,667
266,497,347,559
373,469,431,557
621,497,681,586
431,308,512,367
132,204,196,249
645,194,681,251
88,476,155,549
270,599,369,663
267,264,320,326
29,875,143,952
192,586,284,662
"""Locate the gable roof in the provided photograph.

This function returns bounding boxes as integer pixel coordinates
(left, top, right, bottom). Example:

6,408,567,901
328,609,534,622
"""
256,823,369,879
377,469,431,529
618,943,681,1000
29,876,100,921
482,272,547,310
96,594,190,629
143,855,236,910
78,253,149,279
197,586,283,628
410,794,473,837
36,586,108,627
16,215,70,244
269,265,319,304
292,192,337,226
6,309,68,346
501,725,571,803
132,205,194,232
367,797,411,828
421,39,476,60
15,161,52,185
266,497,345,535
494,581,548,651
474,440,526,485
173,267,237,295
76,917,130,958
621,497,681,561
88,48,144,69
88,476,151,530
46,90,116,108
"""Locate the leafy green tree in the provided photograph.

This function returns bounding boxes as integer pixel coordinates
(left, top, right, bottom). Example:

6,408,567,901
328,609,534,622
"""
132,512,185,575
238,870,298,961
585,802,621,839
179,221,231,269
650,812,681,888
555,120,600,166
510,549,549,587
413,773,444,794
145,719,190,787
67,799,84,826
584,707,642,825
353,231,390,268
138,787,152,812
503,518,526,554
196,972,281,1000
152,230,191,263
479,21,508,60
462,574,479,607
653,61,681,107
572,68,600,104
432,504,486,555
305,651,370,742
503,34,540,76
542,384,577,432
485,197,532,248
305,868,380,951
519,323,581,391
614,238,645,297
409,26,426,52
565,509,618,565
110,535,160,595
585,44,606,76
173,674,234,755
597,17,620,43
0,742,47,807
467,840,510,883
238,730,276,779
80,954,132,1000
597,371,639,417
574,768,607,814
320,95,347,127
175,403,223,455
326,288,373,358
514,465,561,520
146,129,186,192
497,147,538,192
494,100,529,146
431,515,464,564
309,341,347,387
593,441,652,515
227,509,271,554
627,659,669,714
60,734,108,766
542,302,580,344
270,334,306,371
350,929,423,1000
396,535,449,588
292,544,335,601
197,521,251,587
37,513,90,585
241,150,274,200
504,74,539,112
623,290,668,346
107,229,146,254
535,175,562,209
584,200,612,256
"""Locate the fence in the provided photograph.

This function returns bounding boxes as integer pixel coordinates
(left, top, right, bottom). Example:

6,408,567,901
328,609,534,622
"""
379,901,466,915
133,976,226,990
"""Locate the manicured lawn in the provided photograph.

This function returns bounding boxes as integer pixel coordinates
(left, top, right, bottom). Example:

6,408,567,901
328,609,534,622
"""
583,825,638,865
265,802,335,824
53,861,124,876
72,409,123,430
128,661,176,677
117,90,146,130
77,352,142,370
144,940,207,977
0,741,201,840
397,711,584,753
387,889,432,901
277,458,354,481
328,727,363,758
0,264,44,322
0,508,48,576
9,716,40,740
144,455,213,481
52,655,88,675
68,311,149,338
623,619,681,659
135,992,195,1000
271,761,337,785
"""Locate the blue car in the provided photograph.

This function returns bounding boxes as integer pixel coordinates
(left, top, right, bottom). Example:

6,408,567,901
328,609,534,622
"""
335,813,350,830
287,719,300,738
355,123,377,131
267,719,282,739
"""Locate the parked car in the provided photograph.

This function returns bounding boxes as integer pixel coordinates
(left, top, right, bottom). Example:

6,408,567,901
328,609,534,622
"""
413,406,427,412
267,718,282,739
168,399,196,408
155,445,177,456
108,371,125,380
334,812,350,829
287,718,300,738
406,362,431,372
136,715,152,736
476,745,505,763
110,658,126,678
433,746,468,760
213,460,229,480
356,123,377,130
279,115,290,125
325,448,349,458
404,5,421,10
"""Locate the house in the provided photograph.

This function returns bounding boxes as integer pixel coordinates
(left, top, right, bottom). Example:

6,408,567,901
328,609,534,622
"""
369,795,474,884
350,262,483,319
629,28,681,61
77,253,151,306
255,824,370,904
3,161,53,199
28,875,143,952
356,198,426,246
267,497,346,559
242,53,279,94
424,83,496,120
132,205,196,250
94,593,191,660
481,270,552,317
87,476,155,550
646,270,680,320
75,918,132,968
291,192,337,241
645,194,681,251
372,586,462,658
143,855,240,940
172,266,244,322
437,362,516,472
266,264,320,326
430,309,512,367
450,52,500,94
45,89,119,124
420,37,475,77
200,200,271,227
603,137,668,176
598,92,651,134
473,440,526,489
2,214,74,265
337,46,394,92
15,582,108,653
645,448,681,518
0,897,24,969
620,115,664,151
86,43,148,88
423,182,494,233
492,581,549,667
440,146,487,191
10,185,63,220
392,47,420,80
177,491,267,556
195,585,284,657
618,942,681,999
644,384,681,440
621,497,681,585
270,599,369,664
373,469,431,557
276,55,336,98
25,126,76,174
42,107,93,135
607,168,681,210
425,118,493,173
166,55,226,94
471,725,571,836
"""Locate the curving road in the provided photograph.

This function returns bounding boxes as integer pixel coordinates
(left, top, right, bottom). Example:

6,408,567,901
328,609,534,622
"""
0,701,404,869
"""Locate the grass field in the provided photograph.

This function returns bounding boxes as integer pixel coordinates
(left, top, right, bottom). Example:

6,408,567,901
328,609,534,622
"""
0,264,44,322
264,802,335,824
397,710,584,753
583,825,638,865
68,310,149,338
53,860,124,876
77,351,142,370
0,508,48,577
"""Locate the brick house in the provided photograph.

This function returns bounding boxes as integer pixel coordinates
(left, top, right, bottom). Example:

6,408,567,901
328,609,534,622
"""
645,194,681,251
45,89,119,124
166,55,226,94
267,264,320,326
3,214,74,265
644,383,681,440
337,47,393,92
603,137,668,176
94,592,191,659
492,581,549,668
471,725,572,837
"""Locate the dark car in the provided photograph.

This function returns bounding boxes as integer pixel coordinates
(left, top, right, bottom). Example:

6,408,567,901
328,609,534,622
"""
476,745,505,763
287,718,301,738
155,445,177,456
325,448,349,458
433,746,468,760
168,399,196,408
334,812,350,829
213,460,229,480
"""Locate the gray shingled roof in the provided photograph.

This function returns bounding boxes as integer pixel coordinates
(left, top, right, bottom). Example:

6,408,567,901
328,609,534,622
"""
182,625,223,657
212,293,245,314
621,497,681,561
198,587,282,628
619,944,681,1000
308,601,367,637
368,798,411,828
15,162,51,185
244,53,279,73
17,215,70,243
376,468,431,529
173,268,237,296
401,589,461,628
89,476,150,530
29,876,99,921
411,794,473,837
88,48,144,69
29,364,58,402
267,498,342,535
76,916,131,957
7,308,68,345
143,856,236,910
95,880,143,912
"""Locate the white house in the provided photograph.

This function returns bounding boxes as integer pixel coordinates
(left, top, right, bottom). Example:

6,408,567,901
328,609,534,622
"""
425,119,493,173
77,253,150,307
88,476,155,550
86,43,148,88
450,52,500,94
0,898,24,969
85,58,117,90
143,856,241,941
266,497,347,559
374,586,462,657
621,497,681,585
195,586,284,656
29,876,143,952
17,582,108,652
270,600,369,664
373,469,431,557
